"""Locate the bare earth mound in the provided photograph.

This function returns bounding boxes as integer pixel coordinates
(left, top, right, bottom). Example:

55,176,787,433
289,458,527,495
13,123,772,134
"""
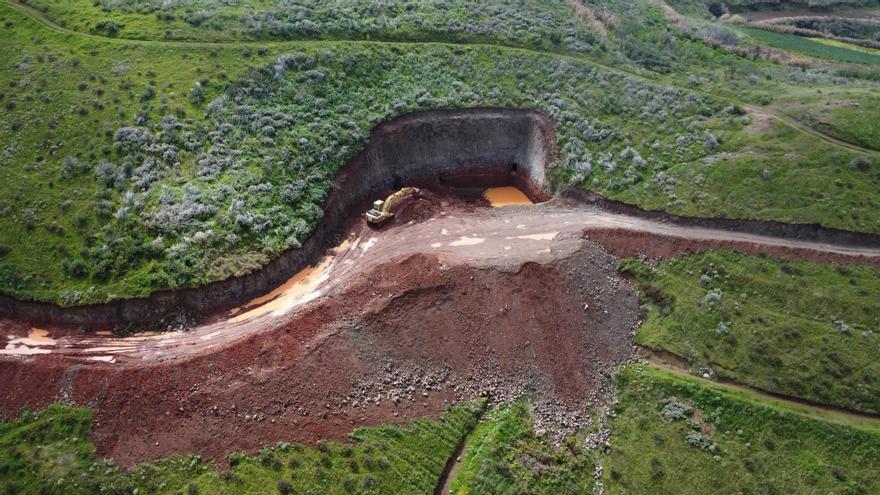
0,230,638,465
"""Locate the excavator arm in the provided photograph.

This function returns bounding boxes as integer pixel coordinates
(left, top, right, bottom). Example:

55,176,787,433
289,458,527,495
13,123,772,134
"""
381,187,418,214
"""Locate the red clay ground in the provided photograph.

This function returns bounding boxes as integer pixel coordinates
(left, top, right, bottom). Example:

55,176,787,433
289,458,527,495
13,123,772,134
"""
0,235,638,466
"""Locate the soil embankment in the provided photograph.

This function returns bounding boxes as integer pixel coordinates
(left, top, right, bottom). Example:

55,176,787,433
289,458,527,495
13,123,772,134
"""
561,189,880,248
0,229,639,466
582,227,880,268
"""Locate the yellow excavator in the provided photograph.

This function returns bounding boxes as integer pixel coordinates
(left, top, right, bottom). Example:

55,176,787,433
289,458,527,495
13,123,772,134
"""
365,187,420,225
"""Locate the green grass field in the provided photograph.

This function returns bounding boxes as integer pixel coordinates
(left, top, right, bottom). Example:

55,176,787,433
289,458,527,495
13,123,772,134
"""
603,365,880,494
0,401,484,495
623,251,880,414
738,26,880,66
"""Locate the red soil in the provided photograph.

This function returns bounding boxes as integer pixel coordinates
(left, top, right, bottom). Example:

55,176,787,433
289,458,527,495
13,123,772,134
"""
0,238,638,467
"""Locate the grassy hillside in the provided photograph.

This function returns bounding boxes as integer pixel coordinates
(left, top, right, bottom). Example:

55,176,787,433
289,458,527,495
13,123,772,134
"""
0,401,484,495
623,251,880,413
774,89,880,150
0,0,878,306
14,0,601,52
2,2,879,304
603,365,880,494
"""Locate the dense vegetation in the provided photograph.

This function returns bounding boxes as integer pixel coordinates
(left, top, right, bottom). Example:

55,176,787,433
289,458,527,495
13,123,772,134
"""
16,0,600,52
602,365,880,494
623,251,880,413
0,401,484,495
2,0,879,304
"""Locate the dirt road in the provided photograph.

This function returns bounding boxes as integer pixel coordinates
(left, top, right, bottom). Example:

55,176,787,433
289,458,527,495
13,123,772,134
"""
2,197,877,364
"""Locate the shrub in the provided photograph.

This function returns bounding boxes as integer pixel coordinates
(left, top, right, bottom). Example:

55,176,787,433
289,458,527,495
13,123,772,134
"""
189,84,205,105
704,288,723,305
0,244,10,258
685,431,713,450
94,21,122,36
832,318,852,336
660,396,692,422
141,86,156,101
276,479,293,495
63,259,88,278
703,131,719,152
849,156,871,172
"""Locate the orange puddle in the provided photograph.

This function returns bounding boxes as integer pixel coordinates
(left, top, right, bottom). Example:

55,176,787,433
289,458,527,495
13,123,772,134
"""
230,257,332,322
483,186,533,207
228,238,351,323
0,328,55,355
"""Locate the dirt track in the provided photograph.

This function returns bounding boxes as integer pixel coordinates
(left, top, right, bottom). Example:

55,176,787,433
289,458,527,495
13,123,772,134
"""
2,196,877,363
1,191,879,465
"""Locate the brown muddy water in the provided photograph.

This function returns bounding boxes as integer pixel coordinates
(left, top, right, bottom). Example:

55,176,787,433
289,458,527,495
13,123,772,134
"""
483,186,533,207
227,239,352,323
0,328,54,355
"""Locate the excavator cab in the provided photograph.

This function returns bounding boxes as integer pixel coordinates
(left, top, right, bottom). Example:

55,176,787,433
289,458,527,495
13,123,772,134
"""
365,187,419,225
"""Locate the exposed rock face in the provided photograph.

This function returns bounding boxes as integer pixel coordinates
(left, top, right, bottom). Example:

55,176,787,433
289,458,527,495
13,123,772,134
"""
347,107,555,200
0,108,558,326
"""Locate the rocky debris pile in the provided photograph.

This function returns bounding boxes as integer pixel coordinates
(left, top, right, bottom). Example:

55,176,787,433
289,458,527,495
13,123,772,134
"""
343,361,454,409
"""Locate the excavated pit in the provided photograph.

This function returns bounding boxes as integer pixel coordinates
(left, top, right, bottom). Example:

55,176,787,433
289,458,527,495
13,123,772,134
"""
4,106,877,327
0,108,557,327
